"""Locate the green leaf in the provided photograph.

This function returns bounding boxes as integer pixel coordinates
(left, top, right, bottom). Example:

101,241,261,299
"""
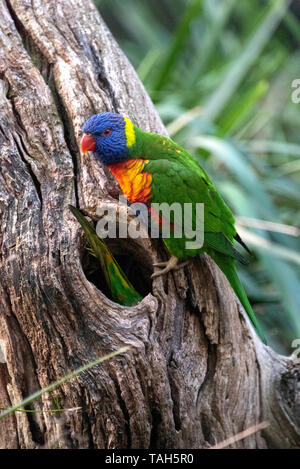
202,0,290,122
153,0,203,91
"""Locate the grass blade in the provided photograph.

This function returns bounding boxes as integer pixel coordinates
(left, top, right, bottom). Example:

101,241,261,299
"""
0,346,130,420
154,0,203,91
202,0,291,122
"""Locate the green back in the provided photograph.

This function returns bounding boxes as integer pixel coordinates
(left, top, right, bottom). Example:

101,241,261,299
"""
130,128,239,260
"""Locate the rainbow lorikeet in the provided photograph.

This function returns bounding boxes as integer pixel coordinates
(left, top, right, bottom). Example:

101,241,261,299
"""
80,112,266,343
69,205,142,306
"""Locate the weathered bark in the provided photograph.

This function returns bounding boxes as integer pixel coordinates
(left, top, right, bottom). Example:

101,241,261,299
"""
0,0,299,449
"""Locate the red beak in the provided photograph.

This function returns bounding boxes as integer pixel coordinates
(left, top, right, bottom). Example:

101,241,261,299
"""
81,134,96,154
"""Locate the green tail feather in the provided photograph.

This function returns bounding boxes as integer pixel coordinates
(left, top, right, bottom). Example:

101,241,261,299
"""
210,250,267,344
69,205,142,306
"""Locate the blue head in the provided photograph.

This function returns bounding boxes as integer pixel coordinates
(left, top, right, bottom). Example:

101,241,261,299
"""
81,112,136,165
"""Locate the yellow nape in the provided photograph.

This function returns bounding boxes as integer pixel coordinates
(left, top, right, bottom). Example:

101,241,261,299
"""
123,116,136,148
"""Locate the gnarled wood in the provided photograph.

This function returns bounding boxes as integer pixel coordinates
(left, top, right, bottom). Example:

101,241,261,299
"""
0,0,299,449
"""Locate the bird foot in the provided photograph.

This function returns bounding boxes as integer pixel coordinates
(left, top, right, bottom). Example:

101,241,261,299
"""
151,256,190,279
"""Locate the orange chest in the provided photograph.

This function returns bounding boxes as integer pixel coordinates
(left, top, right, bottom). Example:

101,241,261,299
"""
107,159,152,203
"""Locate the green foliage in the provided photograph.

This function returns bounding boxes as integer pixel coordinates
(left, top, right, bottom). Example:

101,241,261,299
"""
95,0,300,353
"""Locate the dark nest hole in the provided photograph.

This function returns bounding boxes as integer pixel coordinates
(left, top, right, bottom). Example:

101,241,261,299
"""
81,237,153,303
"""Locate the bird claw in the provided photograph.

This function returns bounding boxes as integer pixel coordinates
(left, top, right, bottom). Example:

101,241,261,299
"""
152,261,169,268
151,256,190,279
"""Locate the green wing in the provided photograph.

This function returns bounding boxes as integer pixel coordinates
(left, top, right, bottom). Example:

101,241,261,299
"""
143,150,266,343
69,205,142,306
144,154,242,262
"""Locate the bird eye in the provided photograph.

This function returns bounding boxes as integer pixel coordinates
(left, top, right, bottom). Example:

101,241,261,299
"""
92,129,112,137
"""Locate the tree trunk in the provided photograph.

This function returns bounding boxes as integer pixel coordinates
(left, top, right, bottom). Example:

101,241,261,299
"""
0,0,299,449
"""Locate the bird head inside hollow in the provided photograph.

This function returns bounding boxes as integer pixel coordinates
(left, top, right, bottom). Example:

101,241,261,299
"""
80,112,136,165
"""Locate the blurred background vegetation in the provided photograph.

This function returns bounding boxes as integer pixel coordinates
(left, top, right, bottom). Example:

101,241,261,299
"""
94,0,300,354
